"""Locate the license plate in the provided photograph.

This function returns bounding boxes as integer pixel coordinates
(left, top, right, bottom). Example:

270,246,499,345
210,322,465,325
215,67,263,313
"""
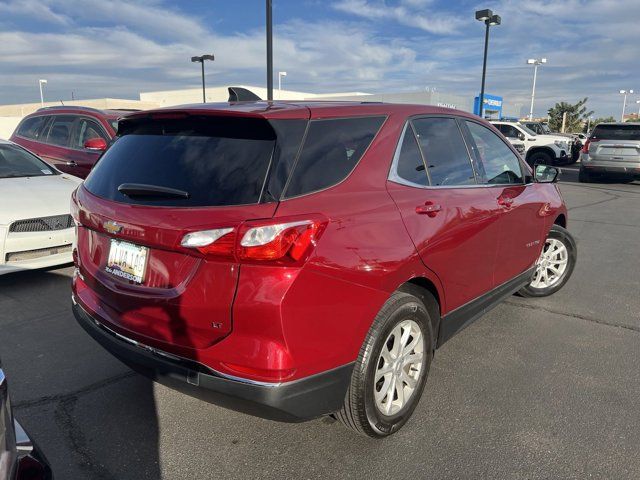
105,239,148,284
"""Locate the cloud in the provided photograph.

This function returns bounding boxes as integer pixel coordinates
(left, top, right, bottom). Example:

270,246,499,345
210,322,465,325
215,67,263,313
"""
0,0,638,117
333,0,464,34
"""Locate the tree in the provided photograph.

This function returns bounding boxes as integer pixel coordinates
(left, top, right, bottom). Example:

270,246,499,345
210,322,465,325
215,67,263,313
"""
588,116,616,131
547,97,594,133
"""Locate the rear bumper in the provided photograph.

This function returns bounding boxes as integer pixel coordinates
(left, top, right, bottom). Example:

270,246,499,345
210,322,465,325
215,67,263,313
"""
582,157,640,175
72,302,353,422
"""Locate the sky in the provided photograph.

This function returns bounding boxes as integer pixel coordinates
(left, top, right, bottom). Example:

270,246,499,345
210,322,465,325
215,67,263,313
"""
0,0,638,118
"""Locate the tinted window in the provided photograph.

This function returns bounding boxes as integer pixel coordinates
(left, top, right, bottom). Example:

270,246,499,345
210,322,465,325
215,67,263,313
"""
0,144,56,178
71,118,107,149
46,116,75,147
498,124,521,139
394,125,427,186
265,119,308,201
466,121,523,185
17,116,48,140
412,118,476,186
84,117,276,207
284,117,385,198
591,124,640,141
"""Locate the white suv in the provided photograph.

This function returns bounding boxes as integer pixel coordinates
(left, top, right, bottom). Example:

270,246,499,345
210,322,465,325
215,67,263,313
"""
492,121,571,167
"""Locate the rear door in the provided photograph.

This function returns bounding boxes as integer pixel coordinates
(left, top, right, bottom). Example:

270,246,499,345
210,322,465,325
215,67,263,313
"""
75,114,303,351
38,115,78,175
386,116,502,312
463,119,546,286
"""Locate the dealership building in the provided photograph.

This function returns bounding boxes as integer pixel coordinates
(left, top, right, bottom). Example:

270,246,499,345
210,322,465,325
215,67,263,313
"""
0,84,523,138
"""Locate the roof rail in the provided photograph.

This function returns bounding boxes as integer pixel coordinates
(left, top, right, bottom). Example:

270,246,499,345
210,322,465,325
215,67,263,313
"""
36,105,105,113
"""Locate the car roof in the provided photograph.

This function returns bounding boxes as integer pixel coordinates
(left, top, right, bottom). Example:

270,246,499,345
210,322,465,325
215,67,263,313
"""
31,106,135,119
120,101,479,121
595,122,640,126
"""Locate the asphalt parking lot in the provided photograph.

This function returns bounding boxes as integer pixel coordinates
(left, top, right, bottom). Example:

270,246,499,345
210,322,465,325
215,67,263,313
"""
1,168,639,480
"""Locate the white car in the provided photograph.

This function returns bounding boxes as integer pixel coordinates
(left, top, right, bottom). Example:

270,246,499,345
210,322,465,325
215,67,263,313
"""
0,140,81,275
491,121,571,166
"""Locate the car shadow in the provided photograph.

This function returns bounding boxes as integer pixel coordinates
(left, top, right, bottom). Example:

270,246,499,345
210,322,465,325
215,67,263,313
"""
0,267,161,479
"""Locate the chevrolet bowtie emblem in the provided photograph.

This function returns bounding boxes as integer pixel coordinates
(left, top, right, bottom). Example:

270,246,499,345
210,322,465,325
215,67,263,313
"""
104,220,123,235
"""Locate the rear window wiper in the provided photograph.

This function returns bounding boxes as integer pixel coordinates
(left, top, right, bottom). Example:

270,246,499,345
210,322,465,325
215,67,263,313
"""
118,183,190,199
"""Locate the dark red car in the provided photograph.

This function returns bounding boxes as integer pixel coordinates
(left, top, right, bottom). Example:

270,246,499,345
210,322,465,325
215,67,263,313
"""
10,106,134,178
71,102,576,438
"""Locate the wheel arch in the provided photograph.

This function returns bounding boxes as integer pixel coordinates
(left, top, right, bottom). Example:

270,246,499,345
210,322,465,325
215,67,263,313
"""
398,277,442,349
553,213,566,228
526,146,556,160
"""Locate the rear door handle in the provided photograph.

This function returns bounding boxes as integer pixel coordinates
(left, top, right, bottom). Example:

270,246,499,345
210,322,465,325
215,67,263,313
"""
497,195,514,208
415,202,441,217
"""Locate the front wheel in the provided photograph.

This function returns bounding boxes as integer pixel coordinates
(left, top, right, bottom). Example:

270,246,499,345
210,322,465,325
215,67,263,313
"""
336,291,434,438
527,151,553,168
519,225,577,297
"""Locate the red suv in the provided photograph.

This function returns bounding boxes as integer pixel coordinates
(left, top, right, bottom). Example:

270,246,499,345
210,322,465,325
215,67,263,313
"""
10,106,135,178
70,102,576,438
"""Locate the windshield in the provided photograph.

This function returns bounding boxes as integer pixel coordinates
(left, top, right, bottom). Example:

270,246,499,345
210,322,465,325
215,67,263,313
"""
591,124,640,141
540,124,552,134
518,123,537,136
0,144,57,179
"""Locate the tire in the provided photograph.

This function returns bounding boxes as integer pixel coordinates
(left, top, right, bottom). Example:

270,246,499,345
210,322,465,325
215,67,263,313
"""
336,290,435,438
518,225,577,298
578,167,591,183
527,150,553,168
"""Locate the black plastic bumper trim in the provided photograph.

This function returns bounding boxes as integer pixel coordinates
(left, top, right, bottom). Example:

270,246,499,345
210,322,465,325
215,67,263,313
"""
72,303,353,422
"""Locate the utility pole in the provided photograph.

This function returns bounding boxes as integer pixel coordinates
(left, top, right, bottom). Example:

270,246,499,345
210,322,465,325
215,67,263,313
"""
266,0,273,101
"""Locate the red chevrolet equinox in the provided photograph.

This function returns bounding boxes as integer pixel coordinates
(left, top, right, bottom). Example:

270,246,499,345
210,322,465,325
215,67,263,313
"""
71,102,576,438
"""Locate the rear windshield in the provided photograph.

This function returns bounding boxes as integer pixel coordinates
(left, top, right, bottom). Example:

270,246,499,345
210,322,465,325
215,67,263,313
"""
591,124,640,141
0,144,57,178
84,117,276,207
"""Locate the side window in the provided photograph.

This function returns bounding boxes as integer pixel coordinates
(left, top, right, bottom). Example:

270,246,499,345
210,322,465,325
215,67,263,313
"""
17,116,48,140
72,118,108,149
46,116,75,147
393,124,427,186
465,121,524,185
412,117,476,186
266,119,308,201
503,125,521,138
284,116,385,198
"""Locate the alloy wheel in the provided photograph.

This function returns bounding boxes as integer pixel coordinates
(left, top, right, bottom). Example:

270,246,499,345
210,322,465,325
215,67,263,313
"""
373,319,423,416
531,238,569,289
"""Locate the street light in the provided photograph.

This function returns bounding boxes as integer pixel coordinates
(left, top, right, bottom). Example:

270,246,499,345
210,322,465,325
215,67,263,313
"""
266,0,273,101
619,89,634,121
191,54,215,103
475,9,501,118
278,71,287,98
636,99,640,120
527,58,547,120
38,79,47,107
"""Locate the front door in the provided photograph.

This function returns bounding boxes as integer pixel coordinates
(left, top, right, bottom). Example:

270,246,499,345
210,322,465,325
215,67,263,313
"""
463,120,546,286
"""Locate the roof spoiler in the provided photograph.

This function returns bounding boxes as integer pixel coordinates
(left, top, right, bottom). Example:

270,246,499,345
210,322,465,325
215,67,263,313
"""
228,87,262,102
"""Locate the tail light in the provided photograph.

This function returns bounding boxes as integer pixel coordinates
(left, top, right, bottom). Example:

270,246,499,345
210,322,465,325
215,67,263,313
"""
582,138,598,153
180,216,328,265
70,189,80,224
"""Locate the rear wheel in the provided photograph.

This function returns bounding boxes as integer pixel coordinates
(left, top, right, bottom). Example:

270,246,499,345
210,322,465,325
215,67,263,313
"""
336,291,434,438
519,225,576,298
578,167,592,183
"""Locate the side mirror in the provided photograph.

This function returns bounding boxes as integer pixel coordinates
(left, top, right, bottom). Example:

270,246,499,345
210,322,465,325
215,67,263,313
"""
534,165,559,183
518,132,525,141
83,137,107,151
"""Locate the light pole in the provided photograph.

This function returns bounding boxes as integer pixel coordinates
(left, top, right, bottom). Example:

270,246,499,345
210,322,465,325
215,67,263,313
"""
636,100,640,120
191,54,215,103
38,79,47,107
266,0,273,101
475,9,501,118
619,89,633,121
278,71,287,99
527,58,547,120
